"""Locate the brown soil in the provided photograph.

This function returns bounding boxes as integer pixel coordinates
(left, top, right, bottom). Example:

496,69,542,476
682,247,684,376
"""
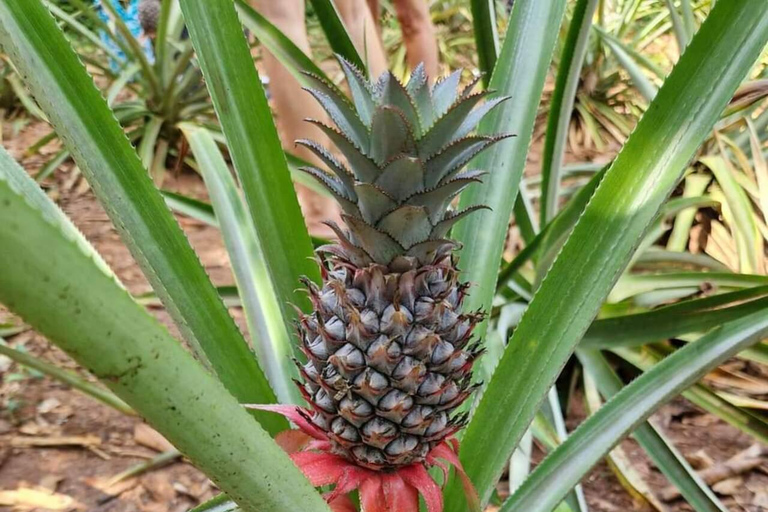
1,119,767,512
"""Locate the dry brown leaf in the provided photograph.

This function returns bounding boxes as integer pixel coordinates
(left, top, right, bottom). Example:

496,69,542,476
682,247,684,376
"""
143,472,176,503
705,367,768,395
134,423,175,453
0,486,81,510
10,434,100,448
17,422,48,436
36,397,61,414
685,449,716,470
712,476,744,496
706,219,739,271
84,475,139,497
662,444,766,500
752,490,768,508
38,475,62,492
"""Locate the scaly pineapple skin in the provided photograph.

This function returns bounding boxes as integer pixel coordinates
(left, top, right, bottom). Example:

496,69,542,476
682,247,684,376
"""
298,252,482,470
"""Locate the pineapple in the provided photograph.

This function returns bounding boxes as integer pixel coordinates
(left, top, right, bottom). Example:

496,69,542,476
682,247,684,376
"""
293,60,510,471
138,0,160,36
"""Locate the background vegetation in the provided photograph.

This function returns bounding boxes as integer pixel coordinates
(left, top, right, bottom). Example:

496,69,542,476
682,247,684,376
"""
1,0,767,511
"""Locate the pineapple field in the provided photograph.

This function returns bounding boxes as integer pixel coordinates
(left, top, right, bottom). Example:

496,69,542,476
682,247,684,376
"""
1,1,768,511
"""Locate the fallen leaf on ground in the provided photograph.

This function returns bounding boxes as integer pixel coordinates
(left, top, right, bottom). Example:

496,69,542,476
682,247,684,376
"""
134,423,175,452
143,472,176,502
38,475,62,492
84,475,139,497
662,444,766,500
37,397,61,414
712,476,743,495
0,486,81,510
10,434,100,448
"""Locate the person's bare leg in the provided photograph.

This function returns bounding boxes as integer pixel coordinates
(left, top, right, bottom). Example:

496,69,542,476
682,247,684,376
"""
334,0,388,78
250,0,328,163
393,0,439,79
366,0,381,32
250,0,343,237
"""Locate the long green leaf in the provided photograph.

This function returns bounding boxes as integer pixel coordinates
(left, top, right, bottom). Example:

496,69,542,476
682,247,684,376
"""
0,338,135,416
577,349,727,512
0,0,283,433
307,0,366,73
614,345,768,445
593,26,667,82
598,32,658,102
583,287,768,348
161,190,218,227
179,0,321,326
234,0,339,93
191,494,239,512
666,172,711,251
0,146,114,278
450,1,768,507
450,0,568,382
182,125,300,404
0,155,329,512
681,0,696,39
503,309,768,512
498,165,607,293
664,0,689,51
43,0,122,62
610,272,768,302
540,0,600,224
470,0,499,86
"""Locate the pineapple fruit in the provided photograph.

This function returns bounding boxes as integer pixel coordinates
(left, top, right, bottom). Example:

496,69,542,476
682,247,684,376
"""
138,0,160,36
295,60,509,471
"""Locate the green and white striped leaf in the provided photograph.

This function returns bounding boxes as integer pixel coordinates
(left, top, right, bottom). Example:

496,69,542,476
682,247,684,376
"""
182,125,301,404
0,0,284,434
449,0,569,390
179,0,321,328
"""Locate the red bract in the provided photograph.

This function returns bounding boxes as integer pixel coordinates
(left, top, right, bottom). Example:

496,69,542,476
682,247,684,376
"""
246,404,480,512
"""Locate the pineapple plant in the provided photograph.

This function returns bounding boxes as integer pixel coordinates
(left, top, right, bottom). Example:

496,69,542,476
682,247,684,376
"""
251,60,509,509
3,0,768,511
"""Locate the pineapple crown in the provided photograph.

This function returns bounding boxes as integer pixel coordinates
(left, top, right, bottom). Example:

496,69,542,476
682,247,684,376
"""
298,57,512,271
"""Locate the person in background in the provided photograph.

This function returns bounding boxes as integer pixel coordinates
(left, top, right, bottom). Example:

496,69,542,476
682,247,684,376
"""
367,0,438,79
139,0,439,162
250,0,438,163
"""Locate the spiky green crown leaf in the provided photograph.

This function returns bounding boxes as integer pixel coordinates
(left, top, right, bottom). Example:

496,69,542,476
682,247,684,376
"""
299,58,512,269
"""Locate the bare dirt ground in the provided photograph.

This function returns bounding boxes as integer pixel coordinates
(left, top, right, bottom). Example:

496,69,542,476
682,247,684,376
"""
1,119,767,512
